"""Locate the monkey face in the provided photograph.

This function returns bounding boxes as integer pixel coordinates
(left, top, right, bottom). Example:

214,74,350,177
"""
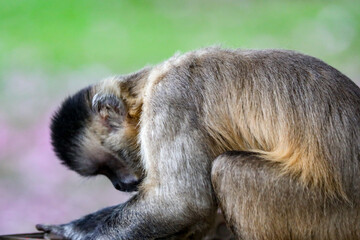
75,135,142,192
51,84,143,192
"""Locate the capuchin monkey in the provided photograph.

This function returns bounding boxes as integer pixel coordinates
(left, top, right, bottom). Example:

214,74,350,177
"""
38,48,360,240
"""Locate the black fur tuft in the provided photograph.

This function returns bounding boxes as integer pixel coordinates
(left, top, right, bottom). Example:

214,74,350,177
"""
50,87,92,169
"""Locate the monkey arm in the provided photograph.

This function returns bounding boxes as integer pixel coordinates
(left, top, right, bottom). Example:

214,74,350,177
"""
37,130,217,239
38,138,216,238
36,197,164,240
36,205,121,239
37,184,215,240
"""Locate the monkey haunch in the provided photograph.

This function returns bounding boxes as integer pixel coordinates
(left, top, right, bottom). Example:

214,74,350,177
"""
43,48,360,239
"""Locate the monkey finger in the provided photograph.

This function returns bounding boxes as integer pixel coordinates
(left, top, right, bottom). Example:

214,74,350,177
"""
36,224,51,232
92,93,123,114
36,224,65,235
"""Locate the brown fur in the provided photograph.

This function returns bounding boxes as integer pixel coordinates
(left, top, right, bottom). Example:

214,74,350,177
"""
98,48,358,198
212,152,360,239
45,47,360,239
94,47,359,238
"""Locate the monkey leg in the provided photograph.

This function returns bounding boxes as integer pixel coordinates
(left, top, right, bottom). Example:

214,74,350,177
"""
211,151,360,240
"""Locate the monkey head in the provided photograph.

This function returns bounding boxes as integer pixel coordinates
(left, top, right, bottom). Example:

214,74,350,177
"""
50,84,143,192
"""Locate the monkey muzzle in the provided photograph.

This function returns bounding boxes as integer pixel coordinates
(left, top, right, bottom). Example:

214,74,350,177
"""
110,173,142,192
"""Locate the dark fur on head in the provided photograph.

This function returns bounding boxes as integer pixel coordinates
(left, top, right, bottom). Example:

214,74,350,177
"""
50,87,92,169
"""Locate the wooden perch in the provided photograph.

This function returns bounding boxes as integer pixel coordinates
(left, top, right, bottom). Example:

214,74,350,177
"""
0,232,63,240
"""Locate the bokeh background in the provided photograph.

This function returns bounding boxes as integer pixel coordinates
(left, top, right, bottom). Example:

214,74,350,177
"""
0,0,359,234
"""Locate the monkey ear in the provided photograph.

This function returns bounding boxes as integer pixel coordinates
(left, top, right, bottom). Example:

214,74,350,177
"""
92,93,127,128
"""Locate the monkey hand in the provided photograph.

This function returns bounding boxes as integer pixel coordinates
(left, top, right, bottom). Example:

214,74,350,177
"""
36,223,74,239
36,206,118,240
35,221,107,240
91,93,126,129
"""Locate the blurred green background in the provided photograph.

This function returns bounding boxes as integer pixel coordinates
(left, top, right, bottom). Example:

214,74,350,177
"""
0,0,359,234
